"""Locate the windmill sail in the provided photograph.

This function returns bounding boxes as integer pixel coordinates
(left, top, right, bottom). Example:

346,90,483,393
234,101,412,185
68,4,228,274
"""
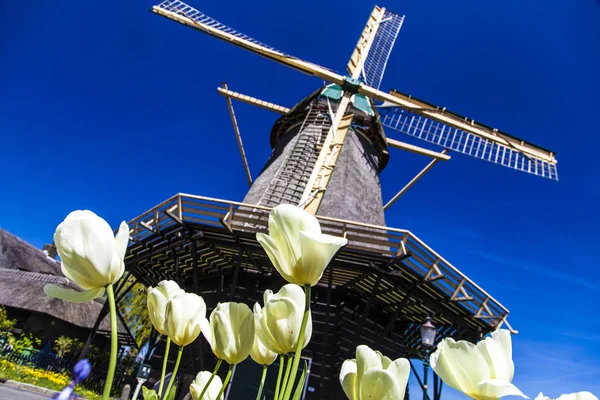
153,0,344,83
379,91,558,180
349,8,404,90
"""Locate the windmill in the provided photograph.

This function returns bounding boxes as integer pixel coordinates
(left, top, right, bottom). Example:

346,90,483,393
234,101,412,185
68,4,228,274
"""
152,0,557,223
113,1,558,398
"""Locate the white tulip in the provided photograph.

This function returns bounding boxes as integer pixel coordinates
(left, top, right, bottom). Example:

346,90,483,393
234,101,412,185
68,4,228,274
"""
430,330,527,400
44,210,128,303
147,280,185,335
339,345,410,400
256,204,348,286
536,393,598,400
250,332,277,366
164,292,207,347
254,284,312,355
190,371,223,400
201,302,255,365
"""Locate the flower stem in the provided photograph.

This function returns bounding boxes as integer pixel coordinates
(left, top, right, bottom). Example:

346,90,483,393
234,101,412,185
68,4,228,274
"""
158,336,171,400
278,356,293,400
281,284,311,400
274,355,285,400
102,284,118,400
198,358,223,400
164,346,183,399
216,364,234,400
255,365,268,400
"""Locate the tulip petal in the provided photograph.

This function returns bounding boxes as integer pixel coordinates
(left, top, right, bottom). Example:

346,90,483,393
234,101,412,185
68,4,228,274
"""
376,351,393,369
55,210,117,286
386,358,410,395
478,330,514,381
430,338,490,396
339,359,358,400
115,221,130,261
360,368,403,400
190,371,223,400
256,233,297,284
269,204,321,265
60,262,97,290
356,345,383,387
476,379,528,400
44,284,105,303
298,231,347,286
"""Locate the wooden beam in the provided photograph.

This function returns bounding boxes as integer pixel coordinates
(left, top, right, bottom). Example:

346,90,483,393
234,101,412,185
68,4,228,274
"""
222,83,253,187
217,86,290,114
386,138,451,161
384,150,449,210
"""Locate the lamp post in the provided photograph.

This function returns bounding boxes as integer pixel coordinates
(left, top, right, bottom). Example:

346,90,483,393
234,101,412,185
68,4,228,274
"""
420,317,437,400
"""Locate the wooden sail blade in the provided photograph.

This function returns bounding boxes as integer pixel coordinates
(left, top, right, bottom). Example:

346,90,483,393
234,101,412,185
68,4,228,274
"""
348,7,404,89
152,0,345,85
379,99,558,180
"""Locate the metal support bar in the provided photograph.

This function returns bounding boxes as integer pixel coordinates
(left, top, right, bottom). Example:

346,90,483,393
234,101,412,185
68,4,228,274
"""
222,82,253,187
228,248,243,300
320,265,334,397
191,238,200,294
172,248,180,284
409,360,431,400
384,149,449,210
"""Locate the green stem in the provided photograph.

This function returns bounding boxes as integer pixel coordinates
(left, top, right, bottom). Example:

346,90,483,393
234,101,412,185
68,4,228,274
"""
255,364,268,400
278,356,293,400
102,284,118,400
274,355,285,400
164,346,184,399
158,336,171,400
215,364,234,400
282,284,311,400
198,358,223,400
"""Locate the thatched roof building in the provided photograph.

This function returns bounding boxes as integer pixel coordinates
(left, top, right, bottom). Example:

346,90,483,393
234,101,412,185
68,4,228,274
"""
0,228,129,343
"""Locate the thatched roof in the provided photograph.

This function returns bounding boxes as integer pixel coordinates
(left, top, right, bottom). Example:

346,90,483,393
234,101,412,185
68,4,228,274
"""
0,268,127,334
0,229,129,337
0,228,61,275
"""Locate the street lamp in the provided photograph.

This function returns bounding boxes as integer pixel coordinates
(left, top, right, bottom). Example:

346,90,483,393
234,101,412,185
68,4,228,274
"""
420,317,437,400
420,316,437,347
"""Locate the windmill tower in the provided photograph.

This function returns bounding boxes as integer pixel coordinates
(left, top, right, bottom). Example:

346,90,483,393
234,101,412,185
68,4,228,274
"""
116,2,558,399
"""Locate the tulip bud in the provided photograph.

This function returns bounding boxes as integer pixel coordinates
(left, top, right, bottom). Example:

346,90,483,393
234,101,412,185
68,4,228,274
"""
256,204,347,286
201,302,254,365
164,292,207,347
254,284,312,355
44,210,129,303
430,330,527,400
339,345,410,400
147,280,185,335
190,371,223,400
250,333,277,366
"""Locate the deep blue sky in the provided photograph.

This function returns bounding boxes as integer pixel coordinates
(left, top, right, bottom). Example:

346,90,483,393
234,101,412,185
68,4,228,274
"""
1,0,599,397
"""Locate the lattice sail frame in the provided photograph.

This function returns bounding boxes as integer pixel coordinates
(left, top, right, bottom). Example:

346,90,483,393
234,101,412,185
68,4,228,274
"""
361,10,404,90
380,106,559,180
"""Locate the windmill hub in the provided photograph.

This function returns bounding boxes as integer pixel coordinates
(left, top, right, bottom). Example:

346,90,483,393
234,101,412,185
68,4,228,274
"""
341,76,363,94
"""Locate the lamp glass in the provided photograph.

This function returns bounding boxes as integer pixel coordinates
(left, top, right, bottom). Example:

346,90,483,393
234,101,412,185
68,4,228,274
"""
420,317,437,347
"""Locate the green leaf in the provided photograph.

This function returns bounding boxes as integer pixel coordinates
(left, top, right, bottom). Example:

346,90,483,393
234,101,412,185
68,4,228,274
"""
142,386,158,400
165,382,178,400
292,361,308,400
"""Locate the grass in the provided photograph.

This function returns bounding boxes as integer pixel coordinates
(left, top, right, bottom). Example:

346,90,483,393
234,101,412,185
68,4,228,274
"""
0,359,102,399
